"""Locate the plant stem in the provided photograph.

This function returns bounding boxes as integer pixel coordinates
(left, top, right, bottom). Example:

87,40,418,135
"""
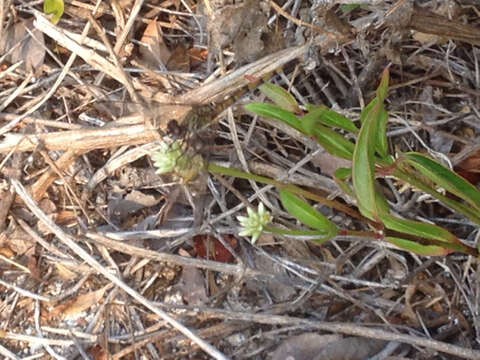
208,162,371,223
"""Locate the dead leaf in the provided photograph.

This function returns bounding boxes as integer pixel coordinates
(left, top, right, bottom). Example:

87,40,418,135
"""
86,344,107,360
312,337,386,360
5,225,35,255
245,251,296,302
56,209,77,226
380,42,402,66
177,266,207,306
311,151,352,178
37,198,58,236
0,246,14,258
0,232,14,257
271,333,342,360
188,46,208,68
193,234,237,262
324,7,355,36
54,285,110,319
231,8,268,64
108,189,162,226
139,18,171,68
26,247,42,281
456,148,480,186
0,18,45,75
54,262,79,281
166,43,190,72
386,254,408,280
412,31,445,44
403,282,418,324
384,0,414,29
205,0,269,63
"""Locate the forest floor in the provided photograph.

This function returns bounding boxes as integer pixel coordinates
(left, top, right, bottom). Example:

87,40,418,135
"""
1,0,480,359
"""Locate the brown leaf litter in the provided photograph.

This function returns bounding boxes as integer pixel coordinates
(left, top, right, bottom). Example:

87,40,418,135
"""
1,1,480,359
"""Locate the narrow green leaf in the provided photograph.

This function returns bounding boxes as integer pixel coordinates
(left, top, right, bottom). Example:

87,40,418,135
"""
300,110,318,135
246,103,355,161
313,125,355,160
391,167,480,225
385,237,451,256
279,189,338,236
341,4,360,11
360,99,389,158
303,105,359,134
376,107,389,159
380,212,458,244
267,227,331,236
43,0,64,24
360,98,377,125
352,99,383,220
265,226,333,244
244,103,301,130
258,83,300,114
401,152,480,211
353,68,392,220
375,190,391,215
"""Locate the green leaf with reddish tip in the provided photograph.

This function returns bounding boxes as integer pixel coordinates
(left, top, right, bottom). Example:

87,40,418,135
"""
376,67,390,101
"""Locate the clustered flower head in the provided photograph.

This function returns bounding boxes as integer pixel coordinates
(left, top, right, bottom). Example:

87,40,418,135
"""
151,141,204,182
237,202,272,244
151,141,184,175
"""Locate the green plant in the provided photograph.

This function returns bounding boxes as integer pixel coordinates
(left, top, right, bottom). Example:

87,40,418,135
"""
152,67,480,256
230,67,480,256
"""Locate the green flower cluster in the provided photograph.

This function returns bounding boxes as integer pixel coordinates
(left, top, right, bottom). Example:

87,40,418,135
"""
151,141,204,182
237,203,271,244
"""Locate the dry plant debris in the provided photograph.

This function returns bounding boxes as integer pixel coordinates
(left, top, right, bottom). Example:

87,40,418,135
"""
0,0,480,359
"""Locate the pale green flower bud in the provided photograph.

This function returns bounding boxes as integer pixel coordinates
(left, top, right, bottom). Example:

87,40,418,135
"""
237,203,272,244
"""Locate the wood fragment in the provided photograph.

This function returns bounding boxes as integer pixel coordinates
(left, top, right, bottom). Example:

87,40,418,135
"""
408,7,480,45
